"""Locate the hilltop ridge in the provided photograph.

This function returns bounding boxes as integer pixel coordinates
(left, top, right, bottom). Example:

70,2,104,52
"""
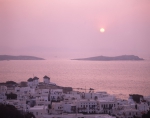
0,55,45,60
72,55,144,61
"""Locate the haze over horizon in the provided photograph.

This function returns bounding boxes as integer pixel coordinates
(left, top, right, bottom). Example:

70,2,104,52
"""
0,0,150,59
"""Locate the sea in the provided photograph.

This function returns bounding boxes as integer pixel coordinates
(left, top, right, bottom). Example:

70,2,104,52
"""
0,60,150,99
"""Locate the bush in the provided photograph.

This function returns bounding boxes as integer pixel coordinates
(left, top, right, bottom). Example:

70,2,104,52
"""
142,110,150,118
6,81,17,85
5,93,17,99
0,104,35,118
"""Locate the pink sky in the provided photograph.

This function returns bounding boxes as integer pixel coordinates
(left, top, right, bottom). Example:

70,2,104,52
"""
0,0,150,59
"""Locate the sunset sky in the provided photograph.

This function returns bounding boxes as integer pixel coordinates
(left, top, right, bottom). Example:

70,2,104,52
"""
0,0,150,59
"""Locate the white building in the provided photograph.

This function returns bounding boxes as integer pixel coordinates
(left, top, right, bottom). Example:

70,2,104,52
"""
0,93,6,103
0,86,7,102
115,108,140,118
27,77,39,89
97,99,117,114
43,114,116,118
43,75,50,84
137,102,149,113
32,77,39,88
51,97,78,114
36,96,49,106
64,91,81,100
36,89,49,95
27,78,33,88
20,86,30,95
6,85,15,94
144,95,150,108
29,105,48,118
77,99,98,114
15,86,21,94
50,89,63,102
51,102,64,114
0,85,7,93
63,102,76,113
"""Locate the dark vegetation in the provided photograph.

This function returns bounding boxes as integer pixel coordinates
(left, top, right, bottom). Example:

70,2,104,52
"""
72,55,144,61
129,94,144,103
142,110,150,118
48,104,52,109
5,93,17,99
6,81,17,85
0,104,35,118
0,81,18,86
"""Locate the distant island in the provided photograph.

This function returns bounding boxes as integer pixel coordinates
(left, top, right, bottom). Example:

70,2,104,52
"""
0,55,45,60
72,55,144,61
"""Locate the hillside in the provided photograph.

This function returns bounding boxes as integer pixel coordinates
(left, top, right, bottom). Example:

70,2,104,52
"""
0,55,45,60
72,55,144,61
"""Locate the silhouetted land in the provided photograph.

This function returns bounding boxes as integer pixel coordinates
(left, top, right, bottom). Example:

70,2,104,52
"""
0,55,45,60
72,55,144,61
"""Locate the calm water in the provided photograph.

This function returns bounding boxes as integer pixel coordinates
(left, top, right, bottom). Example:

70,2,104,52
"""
0,60,150,99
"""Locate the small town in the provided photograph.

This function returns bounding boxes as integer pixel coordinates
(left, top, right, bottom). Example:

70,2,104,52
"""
0,76,150,118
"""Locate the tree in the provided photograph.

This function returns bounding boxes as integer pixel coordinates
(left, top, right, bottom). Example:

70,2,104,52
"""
6,81,17,85
142,110,150,118
94,96,98,100
0,104,22,118
129,94,144,103
48,104,52,109
0,104,35,118
135,104,137,109
24,112,35,118
5,93,17,99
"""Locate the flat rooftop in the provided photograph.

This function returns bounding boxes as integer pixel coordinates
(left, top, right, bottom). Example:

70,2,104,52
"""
43,114,115,118
30,105,47,110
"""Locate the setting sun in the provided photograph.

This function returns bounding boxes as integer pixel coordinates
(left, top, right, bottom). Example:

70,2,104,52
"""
100,28,105,33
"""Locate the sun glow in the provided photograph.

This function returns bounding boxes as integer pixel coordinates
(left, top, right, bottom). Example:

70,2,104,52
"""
100,28,105,33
